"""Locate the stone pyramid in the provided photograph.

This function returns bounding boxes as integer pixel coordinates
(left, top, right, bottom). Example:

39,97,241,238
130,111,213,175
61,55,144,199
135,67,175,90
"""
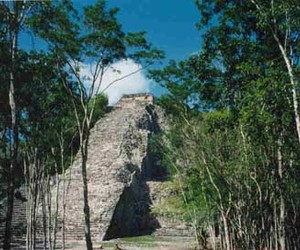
55,94,167,241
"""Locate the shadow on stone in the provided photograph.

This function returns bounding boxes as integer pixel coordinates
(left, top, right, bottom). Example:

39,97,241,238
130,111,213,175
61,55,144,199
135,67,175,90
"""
103,176,160,240
103,105,168,240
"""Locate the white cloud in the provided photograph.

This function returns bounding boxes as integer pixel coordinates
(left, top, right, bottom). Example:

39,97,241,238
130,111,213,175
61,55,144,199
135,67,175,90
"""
80,59,151,105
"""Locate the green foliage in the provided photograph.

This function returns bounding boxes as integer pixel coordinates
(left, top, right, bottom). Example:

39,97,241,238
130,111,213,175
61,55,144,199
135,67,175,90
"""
151,0,300,248
202,109,233,130
0,2,162,249
83,0,125,61
88,93,109,127
0,0,163,189
27,1,80,59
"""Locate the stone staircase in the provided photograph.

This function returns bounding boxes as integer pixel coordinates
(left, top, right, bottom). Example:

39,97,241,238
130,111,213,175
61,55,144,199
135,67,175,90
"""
47,98,168,243
0,188,28,249
0,95,191,248
147,181,193,237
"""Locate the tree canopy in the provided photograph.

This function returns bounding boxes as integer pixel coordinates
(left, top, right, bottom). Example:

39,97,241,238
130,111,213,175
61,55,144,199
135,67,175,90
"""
151,0,300,249
0,1,163,249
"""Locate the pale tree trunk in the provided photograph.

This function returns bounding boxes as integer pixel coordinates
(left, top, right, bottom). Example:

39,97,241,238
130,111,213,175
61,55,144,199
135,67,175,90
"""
24,150,43,250
220,211,230,250
273,33,300,146
209,225,217,250
3,9,19,250
274,201,279,250
57,94,94,250
61,156,73,250
41,167,57,250
34,159,42,249
32,159,42,250
53,178,59,250
46,174,52,250
277,136,286,250
62,164,66,250
38,173,54,250
59,131,72,250
81,133,93,250
42,147,62,250
59,62,105,250
2,1,35,248
202,154,231,250
24,159,32,250
164,154,201,247
41,178,47,250
60,72,93,250
250,0,300,145
51,157,60,250
59,51,147,249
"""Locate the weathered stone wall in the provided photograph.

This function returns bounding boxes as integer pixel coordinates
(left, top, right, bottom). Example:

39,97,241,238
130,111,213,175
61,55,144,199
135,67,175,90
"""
0,93,190,247
116,93,154,107
0,188,27,243
52,94,167,241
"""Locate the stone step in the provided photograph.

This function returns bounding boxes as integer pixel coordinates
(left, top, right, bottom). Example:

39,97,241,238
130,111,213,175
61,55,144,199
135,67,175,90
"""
0,99,177,247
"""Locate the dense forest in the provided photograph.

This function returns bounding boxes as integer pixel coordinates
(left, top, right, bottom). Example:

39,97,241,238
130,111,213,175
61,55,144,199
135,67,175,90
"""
0,1,161,249
152,1,300,249
1,0,300,250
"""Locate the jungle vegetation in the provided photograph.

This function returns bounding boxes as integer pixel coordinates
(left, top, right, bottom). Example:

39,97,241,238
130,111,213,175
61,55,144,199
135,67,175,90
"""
1,1,300,250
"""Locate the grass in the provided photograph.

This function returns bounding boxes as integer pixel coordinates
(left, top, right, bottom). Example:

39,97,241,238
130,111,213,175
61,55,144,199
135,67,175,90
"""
65,235,197,250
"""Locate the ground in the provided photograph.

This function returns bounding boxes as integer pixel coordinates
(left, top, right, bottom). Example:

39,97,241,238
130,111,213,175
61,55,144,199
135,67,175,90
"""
65,236,197,250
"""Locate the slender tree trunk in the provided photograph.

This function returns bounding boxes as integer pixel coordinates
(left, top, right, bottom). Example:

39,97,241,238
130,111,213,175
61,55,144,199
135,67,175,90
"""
274,201,279,250
61,76,94,249
32,159,41,250
273,34,300,146
209,225,217,250
62,152,71,250
62,167,66,250
62,151,68,250
203,154,230,250
42,179,47,250
24,150,42,250
52,168,60,250
24,158,33,250
221,212,230,250
59,134,67,250
277,137,286,250
251,0,300,145
81,133,93,250
46,174,52,250
3,12,19,249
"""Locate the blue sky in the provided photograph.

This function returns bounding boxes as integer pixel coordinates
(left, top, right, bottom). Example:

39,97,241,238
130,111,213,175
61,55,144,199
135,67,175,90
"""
105,0,203,100
79,0,201,104
21,1,203,103
75,0,202,62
